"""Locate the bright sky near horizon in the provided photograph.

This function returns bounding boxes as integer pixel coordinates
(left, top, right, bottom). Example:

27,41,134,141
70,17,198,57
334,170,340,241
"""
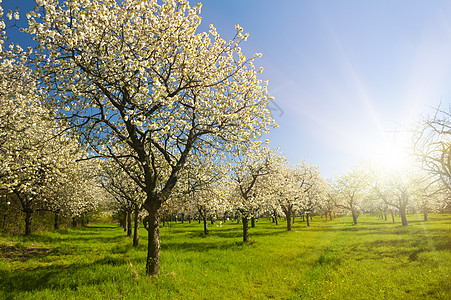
3,0,451,179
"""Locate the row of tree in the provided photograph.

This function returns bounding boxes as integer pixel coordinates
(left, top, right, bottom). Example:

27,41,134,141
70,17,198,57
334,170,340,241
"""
1,0,450,278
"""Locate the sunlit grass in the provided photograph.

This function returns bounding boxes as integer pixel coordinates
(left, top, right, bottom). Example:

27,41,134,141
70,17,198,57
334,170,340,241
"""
1,214,450,299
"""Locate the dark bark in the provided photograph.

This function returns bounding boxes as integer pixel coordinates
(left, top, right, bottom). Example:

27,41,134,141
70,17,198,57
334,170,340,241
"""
133,207,139,247
203,216,209,235
24,209,33,236
384,212,387,221
54,212,60,230
286,209,292,231
145,211,161,276
122,212,127,231
423,211,428,221
242,217,249,242
391,211,395,223
127,210,132,237
306,213,310,227
329,211,332,221
251,217,256,228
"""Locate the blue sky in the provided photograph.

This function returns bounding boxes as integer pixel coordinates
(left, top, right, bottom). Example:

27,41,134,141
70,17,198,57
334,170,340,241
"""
3,0,451,179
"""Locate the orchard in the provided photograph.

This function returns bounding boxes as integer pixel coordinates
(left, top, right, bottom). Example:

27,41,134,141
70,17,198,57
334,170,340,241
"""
1,1,450,298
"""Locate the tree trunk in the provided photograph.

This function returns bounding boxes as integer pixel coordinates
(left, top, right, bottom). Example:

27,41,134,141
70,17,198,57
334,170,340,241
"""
329,211,332,221
399,207,408,226
24,209,33,236
251,217,256,228
133,207,139,247
54,212,60,230
306,213,310,227
351,210,358,225
127,210,132,237
203,216,209,235
242,217,249,242
423,211,428,221
286,209,292,231
146,211,161,276
292,214,295,224
391,211,395,223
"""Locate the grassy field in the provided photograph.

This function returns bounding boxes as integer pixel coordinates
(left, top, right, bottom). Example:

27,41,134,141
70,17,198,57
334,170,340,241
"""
0,213,450,299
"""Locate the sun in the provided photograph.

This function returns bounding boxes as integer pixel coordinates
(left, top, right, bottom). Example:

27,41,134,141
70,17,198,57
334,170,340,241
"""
366,137,415,173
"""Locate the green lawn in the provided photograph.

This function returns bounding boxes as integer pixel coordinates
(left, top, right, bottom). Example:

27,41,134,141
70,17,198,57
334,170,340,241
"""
1,213,450,299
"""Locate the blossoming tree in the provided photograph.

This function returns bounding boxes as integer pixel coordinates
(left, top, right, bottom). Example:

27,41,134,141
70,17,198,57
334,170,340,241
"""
26,0,276,275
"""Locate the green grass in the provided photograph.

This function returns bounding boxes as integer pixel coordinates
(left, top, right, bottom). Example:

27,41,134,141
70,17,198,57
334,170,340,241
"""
1,214,450,299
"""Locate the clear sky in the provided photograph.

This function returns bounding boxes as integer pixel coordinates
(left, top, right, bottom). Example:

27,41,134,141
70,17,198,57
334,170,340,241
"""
3,0,451,179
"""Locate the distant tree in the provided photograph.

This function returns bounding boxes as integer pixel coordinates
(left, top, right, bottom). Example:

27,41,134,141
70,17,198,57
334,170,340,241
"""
332,167,367,225
230,146,281,241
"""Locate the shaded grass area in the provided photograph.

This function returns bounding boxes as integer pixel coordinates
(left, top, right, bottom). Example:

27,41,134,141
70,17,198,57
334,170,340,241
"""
0,214,450,299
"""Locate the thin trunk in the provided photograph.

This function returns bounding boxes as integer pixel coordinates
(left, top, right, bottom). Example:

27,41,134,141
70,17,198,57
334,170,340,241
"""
292,214,295,224
306,213,310,227
146,211,161,276
384,212,387,221
423,210,428,221
24,209,33,236
352,210,358,225
127,210,132,237
391,211,395,223
81,214,86,227
133,207,139,247
123,212,127,231
242,217,249,242
251,217,256,228
275,215,278,226
286,209,292,231
400,207,408,226
203,216,209,235
329,211,332,221
54,212,60,230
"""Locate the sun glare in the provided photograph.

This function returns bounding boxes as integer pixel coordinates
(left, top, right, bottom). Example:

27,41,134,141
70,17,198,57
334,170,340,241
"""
366,137,415,173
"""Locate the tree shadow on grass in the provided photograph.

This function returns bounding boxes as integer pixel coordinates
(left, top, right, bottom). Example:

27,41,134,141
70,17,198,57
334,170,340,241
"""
0,255,128,298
